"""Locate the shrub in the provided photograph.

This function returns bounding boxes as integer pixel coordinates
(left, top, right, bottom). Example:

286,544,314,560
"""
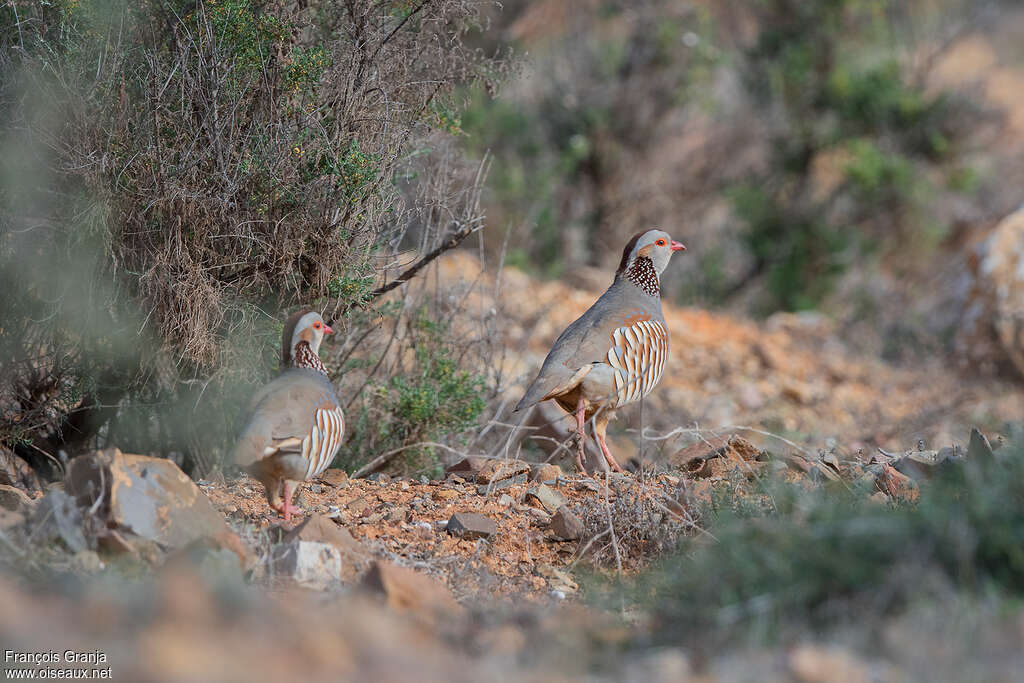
339,310,487,477
0,0,500,472
625,444,1024,650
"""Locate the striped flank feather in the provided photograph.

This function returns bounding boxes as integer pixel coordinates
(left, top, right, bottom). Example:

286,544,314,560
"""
606,319,668,407
302,406,345,479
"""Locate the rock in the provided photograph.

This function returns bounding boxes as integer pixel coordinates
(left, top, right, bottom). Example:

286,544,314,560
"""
361,560,462,618
0,448,42,493
530,463,563,484
967,427,995,462
669,434,761,472
434,489,460,501
877,464,920,503
174,532,256,574
894,445,960,480
273,541,342,590
345,496,372,515
277,513,369,581
526,484,566,514
960,208,1024,377
475,459,531,485
319,468,350,488
96,528,163,564
498,494,513,507
549,506,584,541
65,449,229,549
445,512,497,540
477,473,527,495
789,644,873,683
0,484,34,513
445,456,487,478
31,490,89,552
536,564,578,594
71,549,103,573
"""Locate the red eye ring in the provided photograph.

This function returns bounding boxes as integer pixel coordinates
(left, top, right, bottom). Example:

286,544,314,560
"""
313,321,321,329
656,239,666,246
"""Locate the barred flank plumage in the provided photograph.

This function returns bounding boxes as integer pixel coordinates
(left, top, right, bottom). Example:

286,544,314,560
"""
607,319,668,406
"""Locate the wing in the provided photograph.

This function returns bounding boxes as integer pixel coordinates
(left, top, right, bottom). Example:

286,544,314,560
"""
515,284,667,412
299,404,345,479
233,370,344,477
606,319,669,406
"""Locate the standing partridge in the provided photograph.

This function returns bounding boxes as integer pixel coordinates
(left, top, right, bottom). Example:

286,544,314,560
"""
514,229,686,473
234,309,345,521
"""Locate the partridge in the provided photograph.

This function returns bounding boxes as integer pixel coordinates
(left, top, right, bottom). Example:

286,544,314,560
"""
234,309,345,521
514,229,685,473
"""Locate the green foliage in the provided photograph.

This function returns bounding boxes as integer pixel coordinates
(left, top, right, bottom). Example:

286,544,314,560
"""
625,446,1024,649
285,46,331,94
0,0,497,471
340,311,486,475
205,0,288,80
730,0,968,313
731,185,850,311
843,138,915,202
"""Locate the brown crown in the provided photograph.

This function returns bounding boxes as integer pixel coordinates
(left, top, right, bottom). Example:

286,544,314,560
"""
616,231,649,275
281,308,313,368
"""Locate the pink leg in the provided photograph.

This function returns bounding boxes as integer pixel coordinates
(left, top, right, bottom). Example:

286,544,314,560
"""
594,417,624,473
275,480,303,522
575,397,587,473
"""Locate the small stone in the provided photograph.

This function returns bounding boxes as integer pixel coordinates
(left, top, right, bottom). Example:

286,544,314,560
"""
549,506,584,541
526,484,567,514
309,484,323,494
361,560,462,618
530,463,563,484
967,427,995,462
435,489,460,501
445,512,497,540
318,469,349,487
0,484,34,513
346,497,371,515
477,472,527,495
413,522,434,539
0,449,42,493
71,549,103,573
877,465,919,503
475,459,531,485
445,456,487,478
498,494,513,507
273,541,342,590
276,513,369,581
789,644,872,683
386,506,408,523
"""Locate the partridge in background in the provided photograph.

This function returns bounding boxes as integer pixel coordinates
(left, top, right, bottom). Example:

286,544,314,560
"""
514,229,685,473
234,309,345,521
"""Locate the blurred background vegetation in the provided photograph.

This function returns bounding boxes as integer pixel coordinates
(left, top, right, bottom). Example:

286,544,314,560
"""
2,0,1022,479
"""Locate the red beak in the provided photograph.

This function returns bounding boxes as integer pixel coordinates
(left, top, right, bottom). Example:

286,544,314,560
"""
323,324,334,335
670,240,686,252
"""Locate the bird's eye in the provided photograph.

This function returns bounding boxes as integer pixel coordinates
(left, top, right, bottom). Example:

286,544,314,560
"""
313,321,321,329
656,239,666,246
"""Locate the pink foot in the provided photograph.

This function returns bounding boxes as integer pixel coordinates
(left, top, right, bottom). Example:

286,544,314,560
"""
275,481,303,522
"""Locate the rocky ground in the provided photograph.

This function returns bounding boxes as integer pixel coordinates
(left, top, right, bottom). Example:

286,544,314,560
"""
1,254,1022,681
1,422,1008,681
